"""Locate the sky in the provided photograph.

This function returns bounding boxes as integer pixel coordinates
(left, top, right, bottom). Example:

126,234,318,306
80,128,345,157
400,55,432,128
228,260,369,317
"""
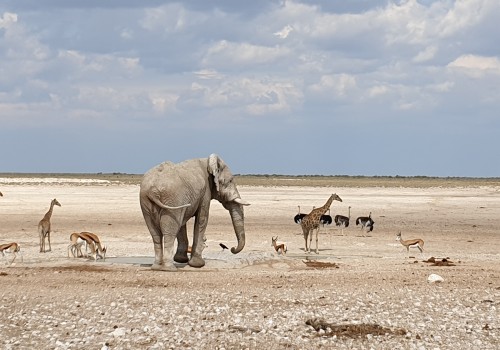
1,0,499,177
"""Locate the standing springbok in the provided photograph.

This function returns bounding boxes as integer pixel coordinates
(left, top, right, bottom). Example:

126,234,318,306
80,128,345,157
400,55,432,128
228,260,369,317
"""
1,242,22,265
271,236,287,255
38,198,61,253
396,232,424,257
67,232,90,258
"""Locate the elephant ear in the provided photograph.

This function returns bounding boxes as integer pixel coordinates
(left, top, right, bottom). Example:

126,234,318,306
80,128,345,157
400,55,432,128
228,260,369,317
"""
208,153,223,192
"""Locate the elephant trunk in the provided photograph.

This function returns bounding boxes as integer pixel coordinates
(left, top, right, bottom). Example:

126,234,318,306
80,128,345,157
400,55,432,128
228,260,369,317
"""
228,203,246,254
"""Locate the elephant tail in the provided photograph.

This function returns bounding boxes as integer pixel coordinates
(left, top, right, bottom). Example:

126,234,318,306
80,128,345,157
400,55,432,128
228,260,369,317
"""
149,196,191,210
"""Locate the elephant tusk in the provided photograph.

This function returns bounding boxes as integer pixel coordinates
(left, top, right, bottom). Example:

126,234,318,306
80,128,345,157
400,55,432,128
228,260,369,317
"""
233,198,250,206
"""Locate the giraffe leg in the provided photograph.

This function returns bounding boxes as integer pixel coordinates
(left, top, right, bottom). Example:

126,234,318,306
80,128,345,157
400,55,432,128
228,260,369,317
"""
315,227,320,254
47,232,52,252
309,230,313,254
39,232,43,253
302,225,310,253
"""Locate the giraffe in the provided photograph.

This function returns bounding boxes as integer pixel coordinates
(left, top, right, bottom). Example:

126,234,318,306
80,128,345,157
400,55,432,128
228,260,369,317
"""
301,194,342,254
38,198,61,253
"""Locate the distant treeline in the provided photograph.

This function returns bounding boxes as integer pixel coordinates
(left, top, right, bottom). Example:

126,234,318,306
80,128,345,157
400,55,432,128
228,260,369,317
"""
235,174,500,179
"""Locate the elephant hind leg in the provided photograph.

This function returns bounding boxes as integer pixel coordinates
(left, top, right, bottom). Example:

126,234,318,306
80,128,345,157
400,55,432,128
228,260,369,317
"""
141,209,169,269
174,225,189,264
150,230,177,271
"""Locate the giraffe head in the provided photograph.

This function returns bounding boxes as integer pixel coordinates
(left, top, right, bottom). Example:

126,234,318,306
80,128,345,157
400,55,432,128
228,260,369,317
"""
331,193,342,203
52,198,62,207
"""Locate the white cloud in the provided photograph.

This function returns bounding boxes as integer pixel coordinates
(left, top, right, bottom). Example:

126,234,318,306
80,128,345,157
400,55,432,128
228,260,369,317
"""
309,74,357,98
179,77,303,116
274,24,293,39
57,50,142,78
193,69,224,80
149,93,178,113
140,4,209,33
1,11,50,61
437,0,495,37
368,85,389,98
202,40,291,68
413,45,437,63
0,12,17,28
448,54,500,77
428,81,454,92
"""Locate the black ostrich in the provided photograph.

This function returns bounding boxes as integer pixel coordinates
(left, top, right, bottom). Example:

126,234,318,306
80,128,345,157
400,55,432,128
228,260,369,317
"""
334,206,351,235
294,205,307,224
355,212,374,236
320,209,332,227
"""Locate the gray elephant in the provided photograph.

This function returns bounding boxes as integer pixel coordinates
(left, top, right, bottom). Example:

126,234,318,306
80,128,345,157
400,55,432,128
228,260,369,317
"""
140,154,250,271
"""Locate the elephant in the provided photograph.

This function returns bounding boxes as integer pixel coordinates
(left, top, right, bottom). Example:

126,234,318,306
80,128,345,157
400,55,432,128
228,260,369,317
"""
139,154,250,271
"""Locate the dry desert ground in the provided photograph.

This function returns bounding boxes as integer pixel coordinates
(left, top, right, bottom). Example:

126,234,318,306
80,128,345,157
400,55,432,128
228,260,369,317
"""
0,175,499,349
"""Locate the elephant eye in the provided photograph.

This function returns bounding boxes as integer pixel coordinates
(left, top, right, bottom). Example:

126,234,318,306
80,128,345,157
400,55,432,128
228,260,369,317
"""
219,172,233,187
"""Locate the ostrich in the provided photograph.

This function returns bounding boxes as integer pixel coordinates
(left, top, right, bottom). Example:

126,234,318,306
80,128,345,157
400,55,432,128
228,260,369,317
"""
320,209,332,227
355,212,374,236
334,206,351,235
294,205,307,224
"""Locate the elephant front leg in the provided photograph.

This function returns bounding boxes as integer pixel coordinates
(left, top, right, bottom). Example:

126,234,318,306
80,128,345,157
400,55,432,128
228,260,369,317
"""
189,211,209,268
174,225,189,264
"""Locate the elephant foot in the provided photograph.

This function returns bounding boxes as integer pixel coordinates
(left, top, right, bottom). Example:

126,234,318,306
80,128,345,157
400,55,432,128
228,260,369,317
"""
173,252,189,264
151,262,177,272
188,255,205,268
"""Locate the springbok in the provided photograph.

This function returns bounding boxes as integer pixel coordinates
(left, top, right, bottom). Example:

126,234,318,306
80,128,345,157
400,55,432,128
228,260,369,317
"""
271,236,288,255
396,231,424,257
1,242,22,265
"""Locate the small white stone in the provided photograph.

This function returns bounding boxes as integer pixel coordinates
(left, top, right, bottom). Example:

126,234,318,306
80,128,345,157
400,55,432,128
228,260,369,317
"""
110,327,127,337
427,274,444,283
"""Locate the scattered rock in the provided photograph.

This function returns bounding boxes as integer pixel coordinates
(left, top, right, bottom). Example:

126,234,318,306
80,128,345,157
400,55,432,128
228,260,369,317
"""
110,327,127,337
428,274,444,283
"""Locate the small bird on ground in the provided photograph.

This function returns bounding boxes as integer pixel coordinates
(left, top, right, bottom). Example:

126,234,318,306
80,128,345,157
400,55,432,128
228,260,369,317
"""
219,243,229,251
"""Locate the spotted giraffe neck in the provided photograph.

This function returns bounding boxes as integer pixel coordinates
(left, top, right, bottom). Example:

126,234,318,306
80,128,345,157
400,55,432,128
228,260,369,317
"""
317,194,335,215
42,201,56,221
